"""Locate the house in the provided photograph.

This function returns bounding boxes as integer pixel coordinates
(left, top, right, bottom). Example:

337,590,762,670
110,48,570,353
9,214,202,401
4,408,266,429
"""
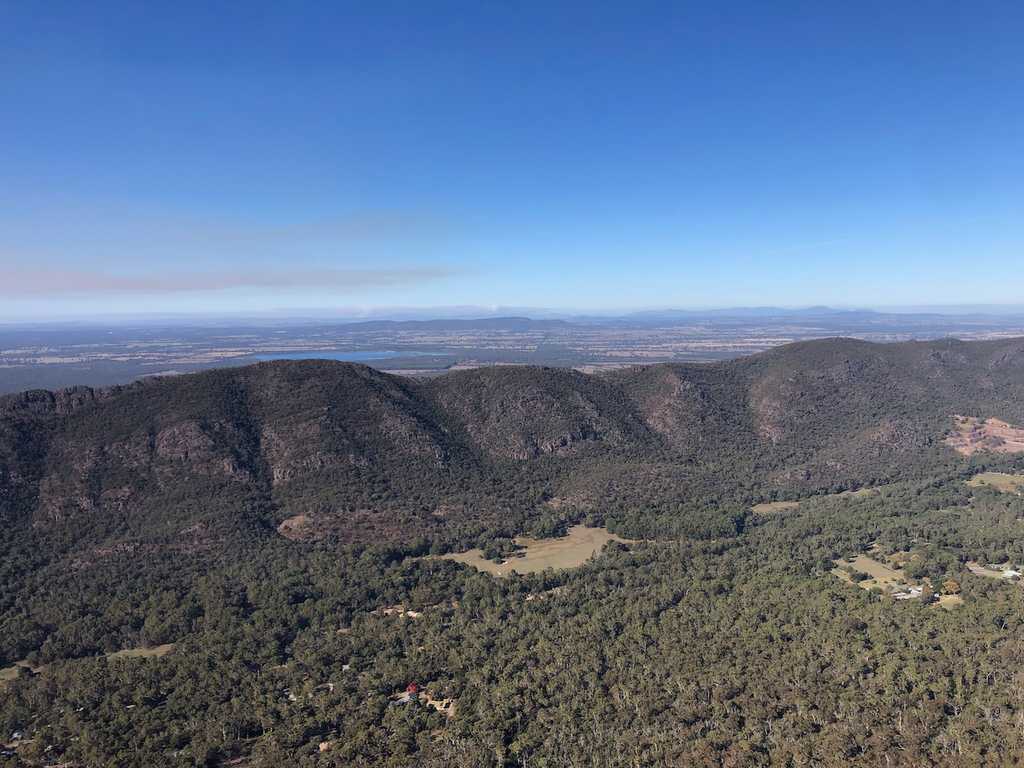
893,586,923,600
389,683,421,706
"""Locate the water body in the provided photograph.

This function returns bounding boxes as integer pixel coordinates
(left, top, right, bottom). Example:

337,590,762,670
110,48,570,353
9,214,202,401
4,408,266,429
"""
252,350,436,362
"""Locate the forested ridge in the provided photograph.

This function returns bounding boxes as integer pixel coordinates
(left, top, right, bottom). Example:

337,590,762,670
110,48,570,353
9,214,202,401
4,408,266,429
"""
4,337,1024,766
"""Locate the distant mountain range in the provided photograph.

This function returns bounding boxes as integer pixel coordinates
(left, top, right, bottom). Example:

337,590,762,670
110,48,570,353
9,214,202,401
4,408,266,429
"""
7,304,1024,327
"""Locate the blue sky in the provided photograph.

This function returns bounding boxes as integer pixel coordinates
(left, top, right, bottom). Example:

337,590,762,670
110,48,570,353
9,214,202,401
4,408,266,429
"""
2,1,1022,318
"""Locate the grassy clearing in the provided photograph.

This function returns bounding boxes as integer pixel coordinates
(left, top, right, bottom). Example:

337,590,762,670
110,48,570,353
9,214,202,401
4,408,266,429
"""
0,644,175,688
441,525,631,576
935,594,964,609
831,487,881,500
966,472,1024,494
0,660,44,688
107,643,175,660
751,501,800,515
753,487,882,517
833,553,908,591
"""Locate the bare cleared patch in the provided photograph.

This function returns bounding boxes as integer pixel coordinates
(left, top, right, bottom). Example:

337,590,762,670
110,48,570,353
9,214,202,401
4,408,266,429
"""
423,692,456,718
967,562,1022,581
935,594,964,609
946,415,1024,455
0,664,27,686
277,514,313,540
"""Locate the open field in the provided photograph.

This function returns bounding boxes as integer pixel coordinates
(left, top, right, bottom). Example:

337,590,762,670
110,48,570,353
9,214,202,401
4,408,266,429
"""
753,487,881,516
830,487,881,500
440,525,631,575
966,472,1024,494
833,553,908,591
107,644,175,660
0,661,39,688
751,501,800,515
0,659,44,687
946,415,1024,456
0,644,175,688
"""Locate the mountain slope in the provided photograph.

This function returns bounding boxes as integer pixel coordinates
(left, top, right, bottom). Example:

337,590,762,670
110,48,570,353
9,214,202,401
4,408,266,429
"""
4,337,1024,669
428,365,653,460
4,338,1024,563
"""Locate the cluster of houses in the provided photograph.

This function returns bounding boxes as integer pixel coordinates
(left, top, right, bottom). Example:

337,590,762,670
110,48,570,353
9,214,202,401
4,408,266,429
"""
378,605,423,619
891,576,961,602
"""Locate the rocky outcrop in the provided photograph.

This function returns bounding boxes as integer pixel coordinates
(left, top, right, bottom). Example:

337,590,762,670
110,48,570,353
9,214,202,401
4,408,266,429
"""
430,366,650,460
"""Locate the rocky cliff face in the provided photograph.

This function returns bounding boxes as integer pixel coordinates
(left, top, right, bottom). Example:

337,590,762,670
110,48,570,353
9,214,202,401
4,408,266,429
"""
429,366,651,460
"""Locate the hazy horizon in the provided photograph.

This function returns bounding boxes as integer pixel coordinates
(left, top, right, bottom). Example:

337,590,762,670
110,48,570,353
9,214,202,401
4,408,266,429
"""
5,302,1024,326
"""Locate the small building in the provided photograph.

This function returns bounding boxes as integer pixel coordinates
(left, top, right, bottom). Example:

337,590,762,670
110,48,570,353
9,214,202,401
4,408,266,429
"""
893,586,923,601
390,683,421,706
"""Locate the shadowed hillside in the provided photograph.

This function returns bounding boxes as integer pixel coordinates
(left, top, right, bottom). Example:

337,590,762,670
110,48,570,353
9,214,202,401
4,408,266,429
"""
5,337,1024,560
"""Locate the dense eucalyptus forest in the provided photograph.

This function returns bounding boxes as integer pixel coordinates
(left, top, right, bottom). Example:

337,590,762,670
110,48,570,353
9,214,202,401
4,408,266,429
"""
4,337,1024,766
